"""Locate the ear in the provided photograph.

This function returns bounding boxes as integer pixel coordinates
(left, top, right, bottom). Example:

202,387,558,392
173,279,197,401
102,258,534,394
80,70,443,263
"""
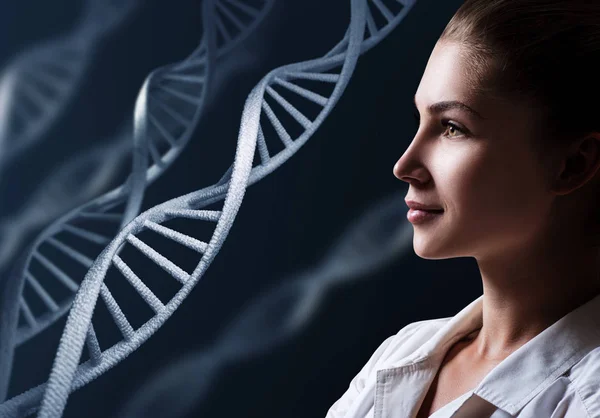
552,132,600,196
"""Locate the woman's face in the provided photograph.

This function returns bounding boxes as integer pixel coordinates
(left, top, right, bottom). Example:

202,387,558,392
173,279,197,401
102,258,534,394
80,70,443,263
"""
393,41,555,260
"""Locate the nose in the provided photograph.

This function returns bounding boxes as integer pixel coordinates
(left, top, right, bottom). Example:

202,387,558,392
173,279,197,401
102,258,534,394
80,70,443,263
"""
393,148,430,185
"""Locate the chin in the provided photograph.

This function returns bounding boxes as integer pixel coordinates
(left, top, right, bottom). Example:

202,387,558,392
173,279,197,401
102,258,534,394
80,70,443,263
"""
413,248,447,260
412,236,456,260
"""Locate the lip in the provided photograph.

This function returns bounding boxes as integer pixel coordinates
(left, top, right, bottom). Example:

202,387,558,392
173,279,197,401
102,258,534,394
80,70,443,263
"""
404,200,444,211
407,208,444,224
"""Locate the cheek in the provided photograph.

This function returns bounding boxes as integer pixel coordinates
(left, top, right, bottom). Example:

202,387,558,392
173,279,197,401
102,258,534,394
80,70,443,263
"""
445,148,544,229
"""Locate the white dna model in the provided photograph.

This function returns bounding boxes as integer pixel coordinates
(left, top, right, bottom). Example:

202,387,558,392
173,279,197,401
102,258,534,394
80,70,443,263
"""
0,0,138,175
0,0,416,416
0,0,274,407
117,191,413,418
122,0,276,223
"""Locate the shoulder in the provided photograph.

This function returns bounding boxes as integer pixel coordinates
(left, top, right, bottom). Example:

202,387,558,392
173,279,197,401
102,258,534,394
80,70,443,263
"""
567,345,600,417
369,317,451,367
323,317,452,417
391,317,450,345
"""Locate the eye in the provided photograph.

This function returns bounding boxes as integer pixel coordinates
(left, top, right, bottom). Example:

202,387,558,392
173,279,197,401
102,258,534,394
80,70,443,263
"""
442,120,465,138
413,111,466,138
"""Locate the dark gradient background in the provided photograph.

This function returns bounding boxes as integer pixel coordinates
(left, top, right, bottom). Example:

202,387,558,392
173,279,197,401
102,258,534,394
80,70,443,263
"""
0,0,485,417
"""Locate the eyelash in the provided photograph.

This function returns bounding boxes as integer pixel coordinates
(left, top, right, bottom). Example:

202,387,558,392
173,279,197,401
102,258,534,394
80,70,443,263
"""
413,111,466,138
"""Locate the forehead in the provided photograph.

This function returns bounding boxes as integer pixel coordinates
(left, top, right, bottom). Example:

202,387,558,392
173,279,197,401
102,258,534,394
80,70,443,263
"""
415,41,482,109
415,41,546,129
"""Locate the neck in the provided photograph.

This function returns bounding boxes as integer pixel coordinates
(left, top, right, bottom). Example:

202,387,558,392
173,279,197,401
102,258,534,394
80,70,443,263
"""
471,232,600,362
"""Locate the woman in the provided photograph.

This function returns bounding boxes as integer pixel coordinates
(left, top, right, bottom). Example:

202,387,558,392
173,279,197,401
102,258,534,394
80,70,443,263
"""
326,0,600,417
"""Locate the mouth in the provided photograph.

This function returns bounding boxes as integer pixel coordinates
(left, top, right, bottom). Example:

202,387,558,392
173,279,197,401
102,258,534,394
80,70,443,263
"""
407,208,444,224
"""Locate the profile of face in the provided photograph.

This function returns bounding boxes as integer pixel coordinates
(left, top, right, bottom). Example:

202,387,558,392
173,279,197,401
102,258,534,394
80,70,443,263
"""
393,41,557,260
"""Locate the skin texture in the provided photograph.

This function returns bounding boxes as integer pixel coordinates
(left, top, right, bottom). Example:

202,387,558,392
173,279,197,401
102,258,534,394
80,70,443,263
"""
393,39,600,395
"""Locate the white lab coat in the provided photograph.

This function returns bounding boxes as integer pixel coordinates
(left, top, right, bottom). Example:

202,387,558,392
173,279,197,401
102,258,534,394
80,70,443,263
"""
325,292,600,417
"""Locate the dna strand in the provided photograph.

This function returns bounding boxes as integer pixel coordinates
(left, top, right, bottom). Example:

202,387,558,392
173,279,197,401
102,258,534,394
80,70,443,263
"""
0,128,132,404
0,0,138,174
0,0,417,416
0,127,132,273
123,0,277,223
0,0,275,406
117,191,413,418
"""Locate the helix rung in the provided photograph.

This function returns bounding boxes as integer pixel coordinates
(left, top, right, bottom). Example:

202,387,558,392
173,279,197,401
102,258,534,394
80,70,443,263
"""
151,95,192,128
366,5,378,37
148,113,177,147
94,196,127,214
265,86,312,130
33,251,79,292
161,73,205,85
273,78,328,107
113,255,165,314
262,100,293,147
25,272,60,312
144,220,208,253
100,284,135,341
47,237,94,269
215,0,245,32
156,83,201,106
126,234,190,284
78,212,123,222
215,11,232,42
148,139,166,169
372,0,394,22
20,297,37,329
62,224,111,245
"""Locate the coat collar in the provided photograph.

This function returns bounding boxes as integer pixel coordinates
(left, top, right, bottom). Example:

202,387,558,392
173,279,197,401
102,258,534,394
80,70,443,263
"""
375,292,600,417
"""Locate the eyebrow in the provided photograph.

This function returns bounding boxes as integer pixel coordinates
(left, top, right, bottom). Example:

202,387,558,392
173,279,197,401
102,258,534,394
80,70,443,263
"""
414,95,485,120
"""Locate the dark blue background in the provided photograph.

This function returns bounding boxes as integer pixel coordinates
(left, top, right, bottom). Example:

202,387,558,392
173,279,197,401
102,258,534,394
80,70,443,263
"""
0,1,484,417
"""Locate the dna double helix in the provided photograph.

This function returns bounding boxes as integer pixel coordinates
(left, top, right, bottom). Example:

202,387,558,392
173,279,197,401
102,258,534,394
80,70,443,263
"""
0,126,132,273
117,190,413,418
123,0,276,223
0,0,416,416
0,0,274,407
0,0,138,174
